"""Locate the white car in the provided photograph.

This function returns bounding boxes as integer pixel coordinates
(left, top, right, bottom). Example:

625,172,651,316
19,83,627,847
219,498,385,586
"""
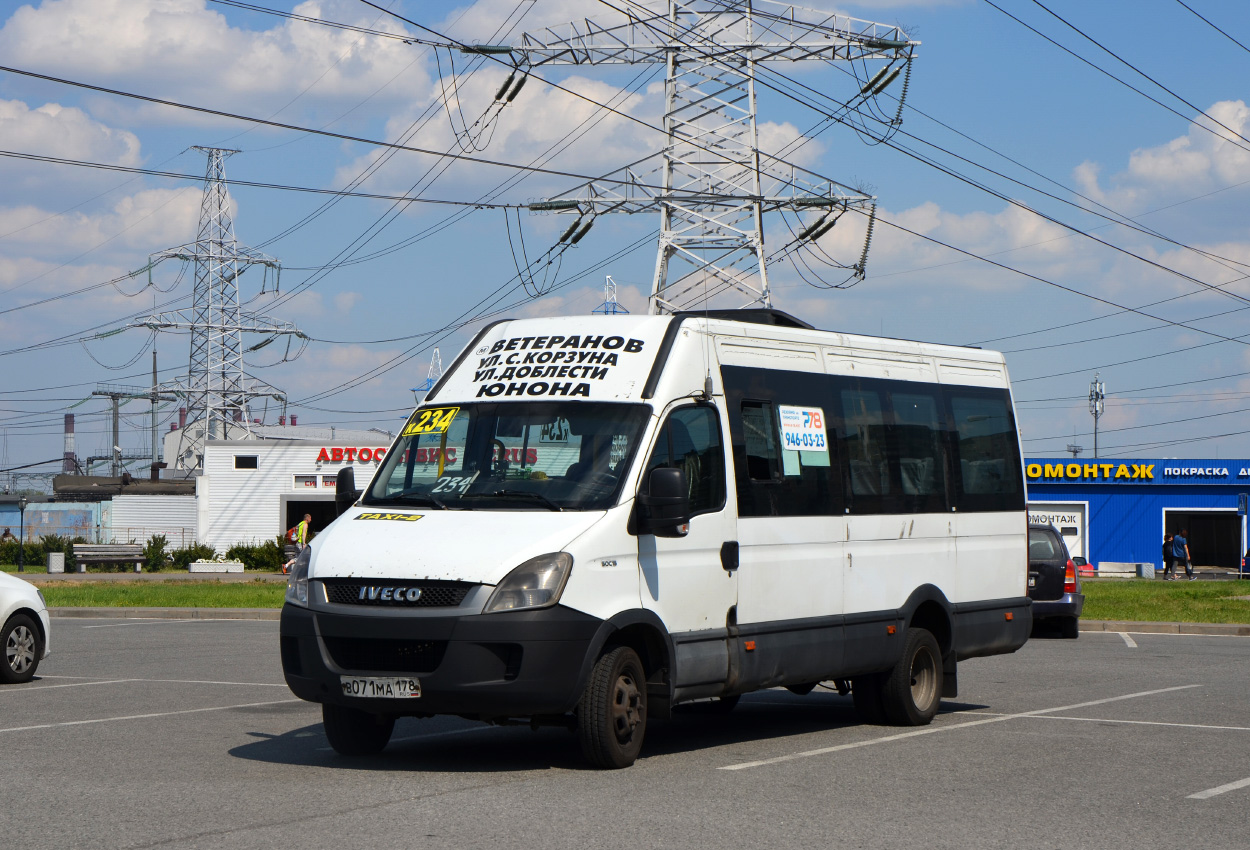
0,572,51,684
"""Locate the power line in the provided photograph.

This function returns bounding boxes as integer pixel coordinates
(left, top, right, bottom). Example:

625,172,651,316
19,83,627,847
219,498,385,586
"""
1173,0,1250,56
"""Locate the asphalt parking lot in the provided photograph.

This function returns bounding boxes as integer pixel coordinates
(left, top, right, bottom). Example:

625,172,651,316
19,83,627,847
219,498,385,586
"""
3,619,1248,850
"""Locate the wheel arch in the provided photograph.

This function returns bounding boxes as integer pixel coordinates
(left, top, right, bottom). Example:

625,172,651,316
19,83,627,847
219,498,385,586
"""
572,609,673,703
4,607,46,648
901,585,954,658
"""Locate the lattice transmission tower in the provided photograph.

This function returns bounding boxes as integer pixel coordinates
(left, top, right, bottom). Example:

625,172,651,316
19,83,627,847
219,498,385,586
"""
136,147,304,473
487,0,915,313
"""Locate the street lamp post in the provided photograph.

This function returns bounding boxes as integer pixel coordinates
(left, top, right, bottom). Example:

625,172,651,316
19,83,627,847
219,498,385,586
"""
17,495,27,573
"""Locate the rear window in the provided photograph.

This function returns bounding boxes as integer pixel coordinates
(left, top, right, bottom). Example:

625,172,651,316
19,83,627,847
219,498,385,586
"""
1028,529,1059,560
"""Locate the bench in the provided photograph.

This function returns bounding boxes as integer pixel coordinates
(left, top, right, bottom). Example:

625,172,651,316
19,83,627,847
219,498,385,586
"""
71,543,145,573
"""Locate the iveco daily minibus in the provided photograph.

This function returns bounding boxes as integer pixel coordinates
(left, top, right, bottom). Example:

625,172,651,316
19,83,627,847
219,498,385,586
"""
280,310,1030,768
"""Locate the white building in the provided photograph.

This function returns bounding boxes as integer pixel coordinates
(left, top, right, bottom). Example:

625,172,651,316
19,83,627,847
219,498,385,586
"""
197,433,395,550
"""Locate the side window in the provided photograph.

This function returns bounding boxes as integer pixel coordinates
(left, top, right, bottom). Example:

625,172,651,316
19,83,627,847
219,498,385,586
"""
889,390,948,513
643,406,726,515
741,401,779,481
840,388,891,502
949,391,1025,512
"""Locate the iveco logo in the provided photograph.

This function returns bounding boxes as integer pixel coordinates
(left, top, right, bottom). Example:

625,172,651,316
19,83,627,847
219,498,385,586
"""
358,586,423,603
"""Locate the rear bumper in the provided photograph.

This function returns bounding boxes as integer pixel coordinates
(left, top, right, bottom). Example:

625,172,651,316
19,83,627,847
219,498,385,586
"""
279,603,603,719
1031,593,1085,621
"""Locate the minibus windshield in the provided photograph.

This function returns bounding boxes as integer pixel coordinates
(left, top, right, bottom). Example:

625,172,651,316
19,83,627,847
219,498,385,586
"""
363,401,651,511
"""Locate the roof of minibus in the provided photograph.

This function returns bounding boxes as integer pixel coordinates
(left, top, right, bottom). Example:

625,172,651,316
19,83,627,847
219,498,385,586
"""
427,311,1007,406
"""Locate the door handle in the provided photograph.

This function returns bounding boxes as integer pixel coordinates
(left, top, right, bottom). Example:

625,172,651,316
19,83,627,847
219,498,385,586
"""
720,541,739,572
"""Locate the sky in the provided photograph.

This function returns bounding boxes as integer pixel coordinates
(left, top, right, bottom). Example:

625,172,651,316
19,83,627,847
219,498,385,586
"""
3,0,1250,485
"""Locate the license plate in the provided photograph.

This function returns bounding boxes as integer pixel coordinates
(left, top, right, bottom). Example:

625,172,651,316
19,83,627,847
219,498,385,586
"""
1028,577,1036,587
340,676,421,699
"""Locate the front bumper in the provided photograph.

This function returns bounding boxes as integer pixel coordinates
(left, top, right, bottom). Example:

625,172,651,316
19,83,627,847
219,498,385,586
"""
1031,592,1085,621
280,602,603,719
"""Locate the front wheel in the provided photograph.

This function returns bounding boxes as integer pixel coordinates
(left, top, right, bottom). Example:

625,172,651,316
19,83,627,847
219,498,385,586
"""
881,627,942,726
322,704,395,756
577,646,648,769
1,613,42,684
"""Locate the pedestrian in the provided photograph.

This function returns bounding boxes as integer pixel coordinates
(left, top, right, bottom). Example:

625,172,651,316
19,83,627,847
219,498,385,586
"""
1172,527,1195,581
1162,533,1175,580
283,513,313,575
0,528,13,542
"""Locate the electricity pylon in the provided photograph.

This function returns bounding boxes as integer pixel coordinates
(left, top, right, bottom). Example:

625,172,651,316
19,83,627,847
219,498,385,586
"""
412,349,443,404
489,0,916,313
592,276,630,314
136,147,304,473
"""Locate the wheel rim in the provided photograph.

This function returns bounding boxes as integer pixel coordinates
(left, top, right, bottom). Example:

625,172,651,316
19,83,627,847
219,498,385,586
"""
908,645,938,710
6,625,35,674
609,667,644,743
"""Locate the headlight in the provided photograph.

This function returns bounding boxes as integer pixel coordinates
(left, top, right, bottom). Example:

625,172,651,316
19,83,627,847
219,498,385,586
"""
284,545,313,607
483,552,573,613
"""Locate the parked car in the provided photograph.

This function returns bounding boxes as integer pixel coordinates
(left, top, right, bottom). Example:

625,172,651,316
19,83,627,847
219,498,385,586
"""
1,572,50,683
1028,523,1084,639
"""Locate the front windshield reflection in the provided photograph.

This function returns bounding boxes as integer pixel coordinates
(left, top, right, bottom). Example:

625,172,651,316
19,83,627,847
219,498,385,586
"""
363,401,651,511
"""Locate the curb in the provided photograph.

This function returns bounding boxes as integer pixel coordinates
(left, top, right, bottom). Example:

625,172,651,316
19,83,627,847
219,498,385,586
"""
50,607,280,620
1080,619,1250,637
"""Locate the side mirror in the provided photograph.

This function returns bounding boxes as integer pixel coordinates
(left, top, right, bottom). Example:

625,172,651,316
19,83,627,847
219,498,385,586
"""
637,467,690,537
336,467,361,517
1071,556,1087,567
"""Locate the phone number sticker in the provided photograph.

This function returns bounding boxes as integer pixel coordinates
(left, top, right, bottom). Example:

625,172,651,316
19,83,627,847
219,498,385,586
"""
777,405,828,453
402,406,460,436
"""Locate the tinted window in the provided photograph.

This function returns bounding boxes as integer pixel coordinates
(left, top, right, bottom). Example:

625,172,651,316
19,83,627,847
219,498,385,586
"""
841,387,891,511
643,405,726,515
949,391,1025,512
234,455,258,470
1028,529,1059,560
723,367,841,517
888,390,947,513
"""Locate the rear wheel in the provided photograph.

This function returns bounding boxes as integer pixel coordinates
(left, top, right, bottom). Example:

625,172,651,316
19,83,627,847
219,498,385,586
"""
322,704,395,756
881,627,942,726
1,614,41,684
577,646,647,769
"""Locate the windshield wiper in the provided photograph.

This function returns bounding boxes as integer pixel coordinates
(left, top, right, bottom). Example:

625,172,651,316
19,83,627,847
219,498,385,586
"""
461,490,563,512
382,491,449,510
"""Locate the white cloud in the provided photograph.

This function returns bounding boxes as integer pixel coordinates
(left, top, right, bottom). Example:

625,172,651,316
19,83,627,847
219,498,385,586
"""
0,0,431,122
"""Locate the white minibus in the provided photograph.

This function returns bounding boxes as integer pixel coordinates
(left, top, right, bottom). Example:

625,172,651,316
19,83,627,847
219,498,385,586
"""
281,310,1030,768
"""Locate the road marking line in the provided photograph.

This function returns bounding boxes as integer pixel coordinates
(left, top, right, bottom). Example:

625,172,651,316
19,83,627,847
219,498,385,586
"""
718,684,1201,771
998,714,1250,732
1118,632,1137,647
82,619,251,628
1188,776,1250,800
0,679,139,692
5,677,287,691
0,699,305,734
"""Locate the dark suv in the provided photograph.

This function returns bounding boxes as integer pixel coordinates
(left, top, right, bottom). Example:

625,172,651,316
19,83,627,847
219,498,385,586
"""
1028,523,1084,639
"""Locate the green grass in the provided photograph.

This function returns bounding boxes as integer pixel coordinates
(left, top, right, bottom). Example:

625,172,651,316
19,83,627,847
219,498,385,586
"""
32,580,286,608
1082,579,1250,623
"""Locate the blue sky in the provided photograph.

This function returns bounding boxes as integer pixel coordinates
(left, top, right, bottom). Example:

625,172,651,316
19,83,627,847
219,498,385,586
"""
3,0,1250,478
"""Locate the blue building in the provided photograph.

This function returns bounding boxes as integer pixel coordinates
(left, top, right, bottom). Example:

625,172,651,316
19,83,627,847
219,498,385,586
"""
1025,458,1250,571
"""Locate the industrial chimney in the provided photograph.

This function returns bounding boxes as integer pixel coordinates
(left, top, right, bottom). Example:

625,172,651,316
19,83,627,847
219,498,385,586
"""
63,413,77,474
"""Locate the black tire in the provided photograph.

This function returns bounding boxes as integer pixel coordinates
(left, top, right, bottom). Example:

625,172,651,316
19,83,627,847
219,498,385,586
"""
881,627,942,726
852,673,888,724
321,703,395,756
577,646,647,769
1,613,42,684
1060,617,1080,640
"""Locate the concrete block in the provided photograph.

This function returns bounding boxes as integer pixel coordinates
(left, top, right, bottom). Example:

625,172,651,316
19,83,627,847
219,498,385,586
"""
46,552,65,574
1096,562,1138,579
1136,563,1156,579
187,560,244,573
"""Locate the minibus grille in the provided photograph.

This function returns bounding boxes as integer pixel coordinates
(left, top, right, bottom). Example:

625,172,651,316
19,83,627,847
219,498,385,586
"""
322,580,474,608
323,637,448,674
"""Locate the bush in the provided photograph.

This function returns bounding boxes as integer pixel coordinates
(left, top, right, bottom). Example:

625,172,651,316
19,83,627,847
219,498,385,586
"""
170,543,217,570
224,537,285,571
0,538,44,568
143,534,169,571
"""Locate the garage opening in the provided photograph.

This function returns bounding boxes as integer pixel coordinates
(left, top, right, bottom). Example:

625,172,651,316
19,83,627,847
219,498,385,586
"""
1164,510,1241,568
283,499,338,543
